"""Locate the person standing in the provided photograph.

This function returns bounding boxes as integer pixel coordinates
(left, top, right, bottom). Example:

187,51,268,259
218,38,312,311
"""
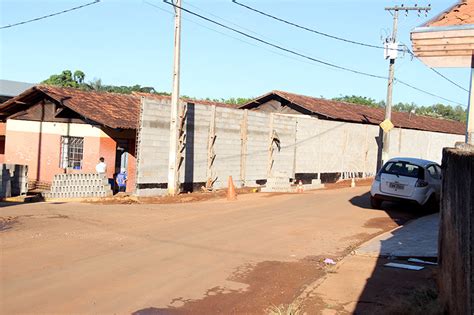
115,168,127,193
95,157,107,175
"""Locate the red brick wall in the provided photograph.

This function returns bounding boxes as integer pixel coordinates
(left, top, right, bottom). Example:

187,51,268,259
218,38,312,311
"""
99,136,117,179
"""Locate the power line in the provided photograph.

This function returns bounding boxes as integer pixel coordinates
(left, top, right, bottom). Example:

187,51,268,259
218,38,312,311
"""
163,1,466,107
163,0,387,80
0,0,101,30
404,47,469,93
234,0,469,94
395,79,466,107
232,0,403,52
144,1,321,67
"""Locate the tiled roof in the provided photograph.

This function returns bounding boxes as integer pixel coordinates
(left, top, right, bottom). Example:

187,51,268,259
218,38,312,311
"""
39,86,141,129
426,0,474,27
242,90,466,135
1,86,233,129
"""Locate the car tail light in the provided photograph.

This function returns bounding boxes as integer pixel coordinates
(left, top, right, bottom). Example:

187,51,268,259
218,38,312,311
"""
415,179,428,187
375,174,381,181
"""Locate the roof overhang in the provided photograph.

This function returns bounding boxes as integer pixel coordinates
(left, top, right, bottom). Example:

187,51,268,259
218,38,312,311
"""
411,24,474,68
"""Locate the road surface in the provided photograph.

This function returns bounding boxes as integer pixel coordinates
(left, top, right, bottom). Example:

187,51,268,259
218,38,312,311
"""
0,187,418,314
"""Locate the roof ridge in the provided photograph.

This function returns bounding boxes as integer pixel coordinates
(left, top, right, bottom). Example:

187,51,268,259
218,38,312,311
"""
38,84,140,99
272,89,463,123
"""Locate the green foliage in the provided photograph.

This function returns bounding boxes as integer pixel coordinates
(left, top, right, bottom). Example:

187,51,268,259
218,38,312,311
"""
206,97,253,105
393,102,467,122
42,70,169,95
332,95,383,108
333,94,467,122
42,70,250,105
42,70,82,88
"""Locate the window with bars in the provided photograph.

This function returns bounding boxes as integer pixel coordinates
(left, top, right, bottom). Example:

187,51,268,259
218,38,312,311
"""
60,136,84,169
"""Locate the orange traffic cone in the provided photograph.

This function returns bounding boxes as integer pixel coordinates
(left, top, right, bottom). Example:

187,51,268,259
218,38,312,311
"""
227,176,237,200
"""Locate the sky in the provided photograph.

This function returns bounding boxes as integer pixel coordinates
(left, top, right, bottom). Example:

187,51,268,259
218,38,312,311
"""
0,0,470,108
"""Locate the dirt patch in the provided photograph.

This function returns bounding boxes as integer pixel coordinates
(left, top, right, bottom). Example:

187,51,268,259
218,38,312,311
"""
363,217,402,230
324,178,374,190
132,257,327,315
0,216,18,231
85,188,258,205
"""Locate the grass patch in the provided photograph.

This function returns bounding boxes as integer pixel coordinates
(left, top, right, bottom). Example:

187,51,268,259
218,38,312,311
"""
267,302,302,315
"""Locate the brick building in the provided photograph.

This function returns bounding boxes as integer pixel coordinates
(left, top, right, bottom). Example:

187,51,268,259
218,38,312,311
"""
0,85,232,192
0,86,140,191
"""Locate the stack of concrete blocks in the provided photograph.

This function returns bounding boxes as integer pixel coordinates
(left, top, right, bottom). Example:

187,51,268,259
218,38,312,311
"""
44,173,112,199
302,179,324,190
261,176,292,193
0,164,28,198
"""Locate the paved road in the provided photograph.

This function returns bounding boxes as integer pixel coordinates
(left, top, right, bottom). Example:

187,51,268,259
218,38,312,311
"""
0,187,418,314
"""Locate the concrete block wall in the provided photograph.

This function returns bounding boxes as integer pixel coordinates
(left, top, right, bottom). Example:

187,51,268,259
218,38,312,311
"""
44,173,113,199
136,97,464,196
438,146,474,314
245,111,271,185
0,164,28,198
212,107,245,188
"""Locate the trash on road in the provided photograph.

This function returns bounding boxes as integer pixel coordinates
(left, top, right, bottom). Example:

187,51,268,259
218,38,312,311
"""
384,262,424,270
408,258,438,265
324,258,336,265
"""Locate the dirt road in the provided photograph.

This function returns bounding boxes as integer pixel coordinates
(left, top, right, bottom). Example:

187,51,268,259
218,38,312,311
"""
0,187,419,314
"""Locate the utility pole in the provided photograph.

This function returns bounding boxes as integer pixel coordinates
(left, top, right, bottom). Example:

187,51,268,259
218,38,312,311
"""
168,0,182,195
382,5,431,166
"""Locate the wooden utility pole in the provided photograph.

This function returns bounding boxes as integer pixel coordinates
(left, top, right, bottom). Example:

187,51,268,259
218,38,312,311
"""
168,0,182,195
382,5,431,165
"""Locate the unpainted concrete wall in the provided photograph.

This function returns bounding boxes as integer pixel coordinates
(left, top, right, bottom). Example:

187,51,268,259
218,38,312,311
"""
0,164,28,198
438,146,474,314
136,98,464,196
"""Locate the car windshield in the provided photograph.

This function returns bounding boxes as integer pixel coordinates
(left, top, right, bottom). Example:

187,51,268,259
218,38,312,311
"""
381,161,424,179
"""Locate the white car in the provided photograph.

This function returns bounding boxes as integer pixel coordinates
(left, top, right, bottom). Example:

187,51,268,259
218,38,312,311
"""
370,157,442,209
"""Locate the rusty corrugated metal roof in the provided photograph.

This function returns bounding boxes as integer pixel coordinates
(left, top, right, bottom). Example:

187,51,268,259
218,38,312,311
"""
242,90,466,135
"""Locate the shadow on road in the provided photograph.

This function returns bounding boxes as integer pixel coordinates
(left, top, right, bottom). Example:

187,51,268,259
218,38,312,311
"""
350,191,425,226
349,192,440,314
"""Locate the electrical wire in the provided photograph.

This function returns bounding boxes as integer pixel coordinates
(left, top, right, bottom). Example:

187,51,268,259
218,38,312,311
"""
163,1,466,106
144,0,318,65
235,1,469,94
395,79,465,106
232,0,403,52
406,47,469,93
0,0,101,30
163,0,387,80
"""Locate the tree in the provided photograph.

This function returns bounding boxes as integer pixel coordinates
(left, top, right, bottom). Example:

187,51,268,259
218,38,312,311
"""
42,70,82,88
332,95,383,108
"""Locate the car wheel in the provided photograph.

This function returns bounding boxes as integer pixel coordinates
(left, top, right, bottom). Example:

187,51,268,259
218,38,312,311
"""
423,194,439,213
370,196,382,209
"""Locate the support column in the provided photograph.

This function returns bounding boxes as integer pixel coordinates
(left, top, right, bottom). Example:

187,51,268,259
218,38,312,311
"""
240,109,248,187
206,106,216,189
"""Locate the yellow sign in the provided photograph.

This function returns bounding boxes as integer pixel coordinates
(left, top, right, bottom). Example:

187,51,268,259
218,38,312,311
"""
380,119,394,132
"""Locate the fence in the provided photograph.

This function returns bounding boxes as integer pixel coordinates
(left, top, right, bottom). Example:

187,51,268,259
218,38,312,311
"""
135,97,464,196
